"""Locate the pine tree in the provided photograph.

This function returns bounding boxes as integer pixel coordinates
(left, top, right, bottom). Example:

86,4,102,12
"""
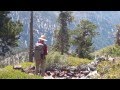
71,19,98,58
53,11,74,55
0,11,23,56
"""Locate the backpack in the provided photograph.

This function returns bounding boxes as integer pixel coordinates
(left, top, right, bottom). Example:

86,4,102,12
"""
34,43,44,60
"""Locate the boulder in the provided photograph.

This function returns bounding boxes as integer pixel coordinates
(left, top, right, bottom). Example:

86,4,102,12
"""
64,74,67,77
59,71,65,77
88,65,96,71
46,71,51,76
80,71,90,76
69,66,77,71
54,70,60,76
67,73,73,77
74,73,81,77
29,66,35,70
29,73,34,75
23,67,35,74
108,57,115,62
77,64,88,71
86,71,100,79
13,65,22,70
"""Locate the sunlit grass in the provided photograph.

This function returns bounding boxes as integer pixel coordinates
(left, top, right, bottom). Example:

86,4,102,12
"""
0,62,42,79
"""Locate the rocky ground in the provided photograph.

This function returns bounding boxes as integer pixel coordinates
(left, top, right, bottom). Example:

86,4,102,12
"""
13,59,102,79
13,55,116,79
43,60,101,79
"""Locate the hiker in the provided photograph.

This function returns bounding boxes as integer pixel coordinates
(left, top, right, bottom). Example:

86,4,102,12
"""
34,35,48,76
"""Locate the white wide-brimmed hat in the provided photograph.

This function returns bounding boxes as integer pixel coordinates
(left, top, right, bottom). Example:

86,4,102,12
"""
38,35,47,41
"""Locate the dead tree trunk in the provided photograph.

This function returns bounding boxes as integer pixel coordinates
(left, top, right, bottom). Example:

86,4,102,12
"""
29,11,34,62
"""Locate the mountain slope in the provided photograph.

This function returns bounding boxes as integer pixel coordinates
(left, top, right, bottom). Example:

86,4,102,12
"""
9,11,120,50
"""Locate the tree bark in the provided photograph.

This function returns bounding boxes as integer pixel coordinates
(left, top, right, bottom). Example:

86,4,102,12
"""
116,29,120,46
29,11,34,62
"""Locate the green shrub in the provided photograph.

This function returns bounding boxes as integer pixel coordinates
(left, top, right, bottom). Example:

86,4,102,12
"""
45,51,68,69
45,51,92,70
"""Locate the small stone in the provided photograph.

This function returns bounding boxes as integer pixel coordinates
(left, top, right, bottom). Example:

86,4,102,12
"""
13,65,22,69
66,76,71,79
80,76,87,79
29,73,34,75
44,76,54,79
64,74,67,77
